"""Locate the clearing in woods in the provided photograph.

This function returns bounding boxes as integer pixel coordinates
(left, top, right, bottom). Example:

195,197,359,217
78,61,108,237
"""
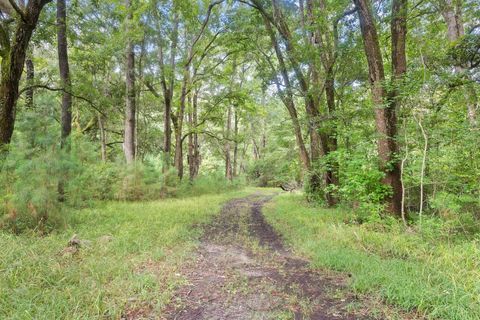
160,192,374,320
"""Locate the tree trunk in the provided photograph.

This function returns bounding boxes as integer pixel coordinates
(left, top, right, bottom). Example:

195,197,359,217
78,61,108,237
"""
25,51,34,109
57,0,72,148
98,113,107,162
324,65,339,206
188,90,200,180
174,68,189,179
389,0,408,216
159,15,179,171
225,104,233,181
262,16,311,171
354,0,404,216
192,90,200,177
0,0,52,165
188,112,194,181
124,0,136,164
233,109,239,177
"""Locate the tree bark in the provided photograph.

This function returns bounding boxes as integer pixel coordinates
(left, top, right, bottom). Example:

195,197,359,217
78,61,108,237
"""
233,109,238,177
309,0,341,205
124,0,136,164
57,0,72,148
354,0,404,216
262,15,311,171
225,104,233,180
158,14,178,171
98,113,107,162
324,65,339,206
0,0,52,165
173,67,189,179
25,51,34,109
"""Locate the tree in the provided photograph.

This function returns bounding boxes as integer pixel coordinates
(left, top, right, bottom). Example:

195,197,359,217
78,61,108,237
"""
57,0,71,147
0,0,52,165
353,0,406,216
124,0,136,164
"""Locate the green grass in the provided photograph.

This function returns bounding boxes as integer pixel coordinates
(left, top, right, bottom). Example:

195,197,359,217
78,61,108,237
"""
264,194,480,320
0,189,250,319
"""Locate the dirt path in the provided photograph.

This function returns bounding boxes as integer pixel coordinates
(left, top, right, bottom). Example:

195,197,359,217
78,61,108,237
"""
162,192,372,320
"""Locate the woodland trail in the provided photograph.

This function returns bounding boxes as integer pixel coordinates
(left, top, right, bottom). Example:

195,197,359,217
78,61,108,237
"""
161,192,372,320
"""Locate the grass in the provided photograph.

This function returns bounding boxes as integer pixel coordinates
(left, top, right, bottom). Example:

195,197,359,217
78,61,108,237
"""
263,193,480,320
0,189,250,319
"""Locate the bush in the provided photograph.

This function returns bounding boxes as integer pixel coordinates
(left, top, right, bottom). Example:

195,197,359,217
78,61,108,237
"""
428,192,480,236
337,152,391,216
0,145,65,233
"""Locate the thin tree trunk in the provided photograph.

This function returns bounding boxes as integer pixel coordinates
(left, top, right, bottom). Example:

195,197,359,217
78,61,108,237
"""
159,15,179,171
98,113,107,162
56,0,72,201
415,114,428,223
57,0,72,148
225,104,233,181
192,90,200,177
135,37,146,159
324,65,339,206
124,0,136,164
400,120,408,226
174,68,189,179
188,111,194,181
233,110,238,177
25,51,34,109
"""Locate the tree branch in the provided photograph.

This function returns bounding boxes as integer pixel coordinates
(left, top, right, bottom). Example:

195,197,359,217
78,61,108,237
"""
8,0,27,22
18,84,106,116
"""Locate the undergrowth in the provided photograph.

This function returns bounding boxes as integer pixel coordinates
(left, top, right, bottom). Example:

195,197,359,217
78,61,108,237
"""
0,190,250,319
264,193,480,320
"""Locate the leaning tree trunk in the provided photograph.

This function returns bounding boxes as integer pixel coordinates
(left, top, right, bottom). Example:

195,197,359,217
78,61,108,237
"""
0,0,52,166
57,0,72,148
262,15,311,171
354,0,404,216
123,0,136,164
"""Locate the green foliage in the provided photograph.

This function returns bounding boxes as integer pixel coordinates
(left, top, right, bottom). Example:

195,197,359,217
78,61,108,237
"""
337,152,391,217
428,192,480,236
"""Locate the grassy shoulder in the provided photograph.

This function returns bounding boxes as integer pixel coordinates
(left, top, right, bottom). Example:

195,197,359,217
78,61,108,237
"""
263,193,480,320
0,189,252,320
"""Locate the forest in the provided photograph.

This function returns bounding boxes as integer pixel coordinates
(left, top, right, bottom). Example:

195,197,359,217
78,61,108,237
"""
0,0,479,319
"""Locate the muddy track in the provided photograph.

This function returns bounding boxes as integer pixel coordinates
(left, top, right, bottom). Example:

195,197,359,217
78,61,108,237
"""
162,192,372,320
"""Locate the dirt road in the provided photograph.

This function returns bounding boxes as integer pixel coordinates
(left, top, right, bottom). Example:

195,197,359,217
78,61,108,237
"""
163,192,371,320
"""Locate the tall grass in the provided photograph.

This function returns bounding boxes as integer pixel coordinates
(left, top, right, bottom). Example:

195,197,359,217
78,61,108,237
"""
264,194,480,320
0,190,249,319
